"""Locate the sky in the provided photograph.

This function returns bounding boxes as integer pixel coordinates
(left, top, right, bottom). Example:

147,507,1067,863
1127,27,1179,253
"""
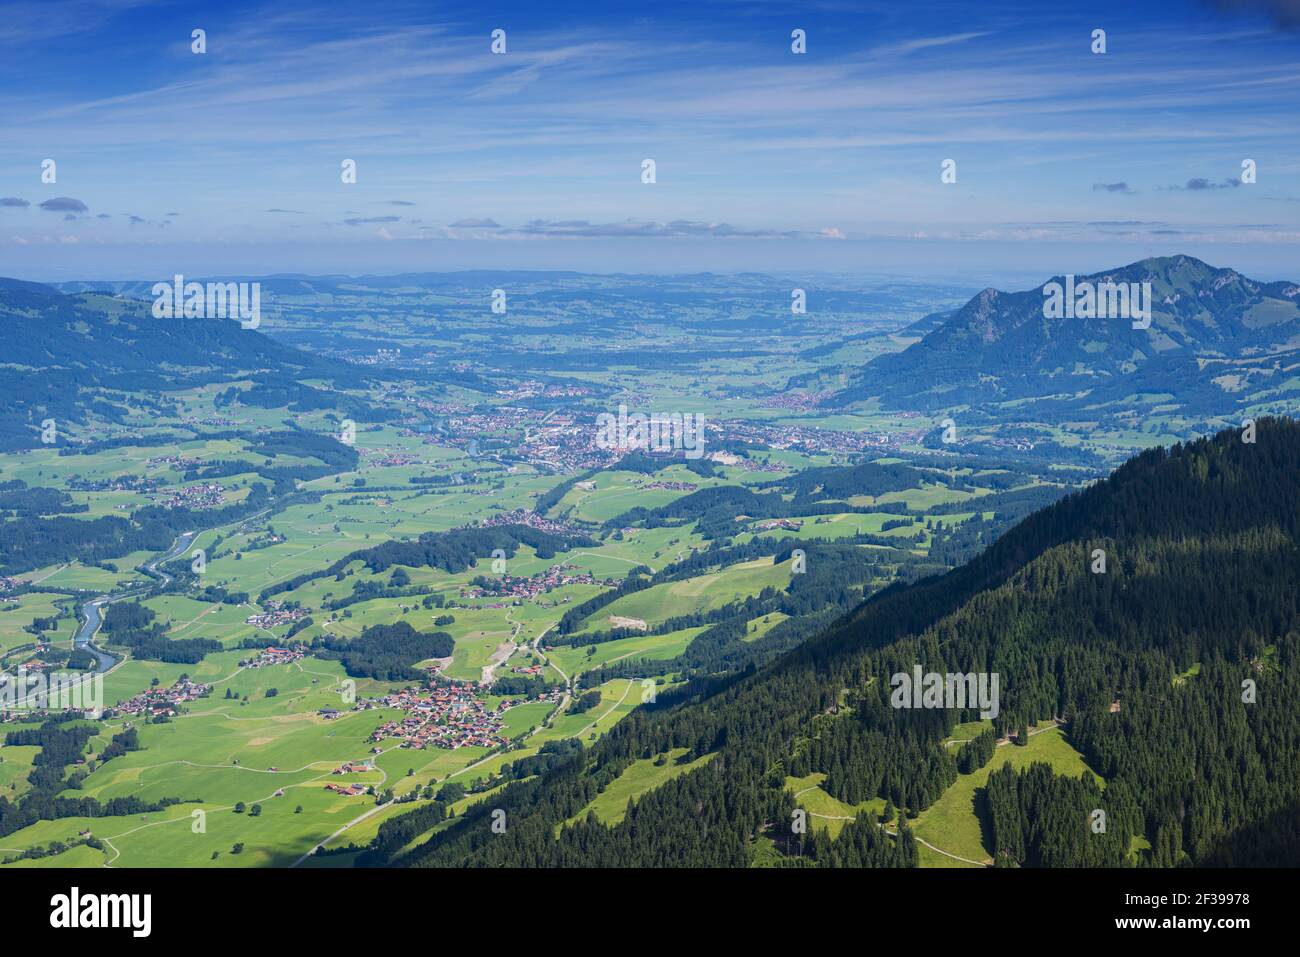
1,0,1299,282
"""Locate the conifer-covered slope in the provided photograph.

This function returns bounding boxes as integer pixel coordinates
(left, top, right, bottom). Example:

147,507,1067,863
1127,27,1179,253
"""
399,418,1300,867
0,281,359,451
843,255,1300,418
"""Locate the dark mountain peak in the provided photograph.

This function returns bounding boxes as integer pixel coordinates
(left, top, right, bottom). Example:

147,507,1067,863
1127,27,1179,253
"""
850,255,1300,414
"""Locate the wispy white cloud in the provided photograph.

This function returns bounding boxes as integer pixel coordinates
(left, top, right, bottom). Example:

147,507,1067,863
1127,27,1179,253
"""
0,1,1295,258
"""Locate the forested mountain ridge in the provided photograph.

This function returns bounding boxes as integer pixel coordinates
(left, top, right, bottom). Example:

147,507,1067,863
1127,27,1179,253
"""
844,255,1300,416
397,418,1300,867
0,281,360,451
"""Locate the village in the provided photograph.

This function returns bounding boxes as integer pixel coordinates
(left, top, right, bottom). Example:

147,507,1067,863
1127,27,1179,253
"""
496,380,593,402
464,561,615,604
111,677,212,719
478,507,581,537
0,575,26,593
752,518,804,532
148,482,228,511
67,474,160,493
641,479,698,492
365,681,512,751
358,673,562,753
239,645,306,668
717,418,927,458
244,603,311,630
146,454,202,471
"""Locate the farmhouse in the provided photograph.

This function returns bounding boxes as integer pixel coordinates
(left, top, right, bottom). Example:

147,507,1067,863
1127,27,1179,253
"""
324,783,367,796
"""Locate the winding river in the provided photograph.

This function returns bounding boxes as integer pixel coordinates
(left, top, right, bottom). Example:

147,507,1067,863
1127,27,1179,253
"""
5,506,273,710
71,528,199,675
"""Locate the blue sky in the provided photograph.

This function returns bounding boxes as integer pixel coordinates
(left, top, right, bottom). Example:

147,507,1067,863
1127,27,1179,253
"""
1,0,1298,281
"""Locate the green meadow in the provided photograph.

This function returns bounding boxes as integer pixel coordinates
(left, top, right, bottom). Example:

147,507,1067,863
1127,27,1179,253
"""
786,771,886,840
546,625,704,679
576,556,792,633
911,726,1103,866
0,592,76,655
563,747,715,828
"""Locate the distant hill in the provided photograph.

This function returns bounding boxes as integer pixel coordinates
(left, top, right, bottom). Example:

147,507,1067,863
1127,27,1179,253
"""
399,418,1300,867
842,255,1300,417
0,281,358,450
899,308,956,338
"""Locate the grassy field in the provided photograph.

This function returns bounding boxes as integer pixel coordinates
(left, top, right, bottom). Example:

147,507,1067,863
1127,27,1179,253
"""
911,725,1103,866
786,771,886,840
0,744,40,799
783,725,1102,865
563,747,715,828
553,467,724,524
576,556,792,633
546,625,703,679
0,592,77,655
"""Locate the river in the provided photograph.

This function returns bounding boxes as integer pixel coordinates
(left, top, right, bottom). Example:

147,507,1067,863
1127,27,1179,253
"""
69,528,198,675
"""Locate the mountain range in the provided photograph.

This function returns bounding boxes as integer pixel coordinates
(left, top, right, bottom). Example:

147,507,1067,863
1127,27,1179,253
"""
0,280,360,451
844,255,1300,420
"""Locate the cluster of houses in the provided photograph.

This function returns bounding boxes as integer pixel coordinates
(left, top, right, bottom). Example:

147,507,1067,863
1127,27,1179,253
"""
324,760,376,795
351,347,402,366
244,604,310,630
402,406,530,448
368,683,510,751
67,475,160,493
149,482,227,511
464,562,613,604
243,531,287,550
753,518,804,532
367,450,420,468
113,677,211,718
720,419,887,457
146,454,201,471
334,761,373,774
763,390,835,412
181,415,241,428
239,646,305,668
641,480,698,492
479,508,579,537
497,380,592,401
0,575,26,594
708,452,785,474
